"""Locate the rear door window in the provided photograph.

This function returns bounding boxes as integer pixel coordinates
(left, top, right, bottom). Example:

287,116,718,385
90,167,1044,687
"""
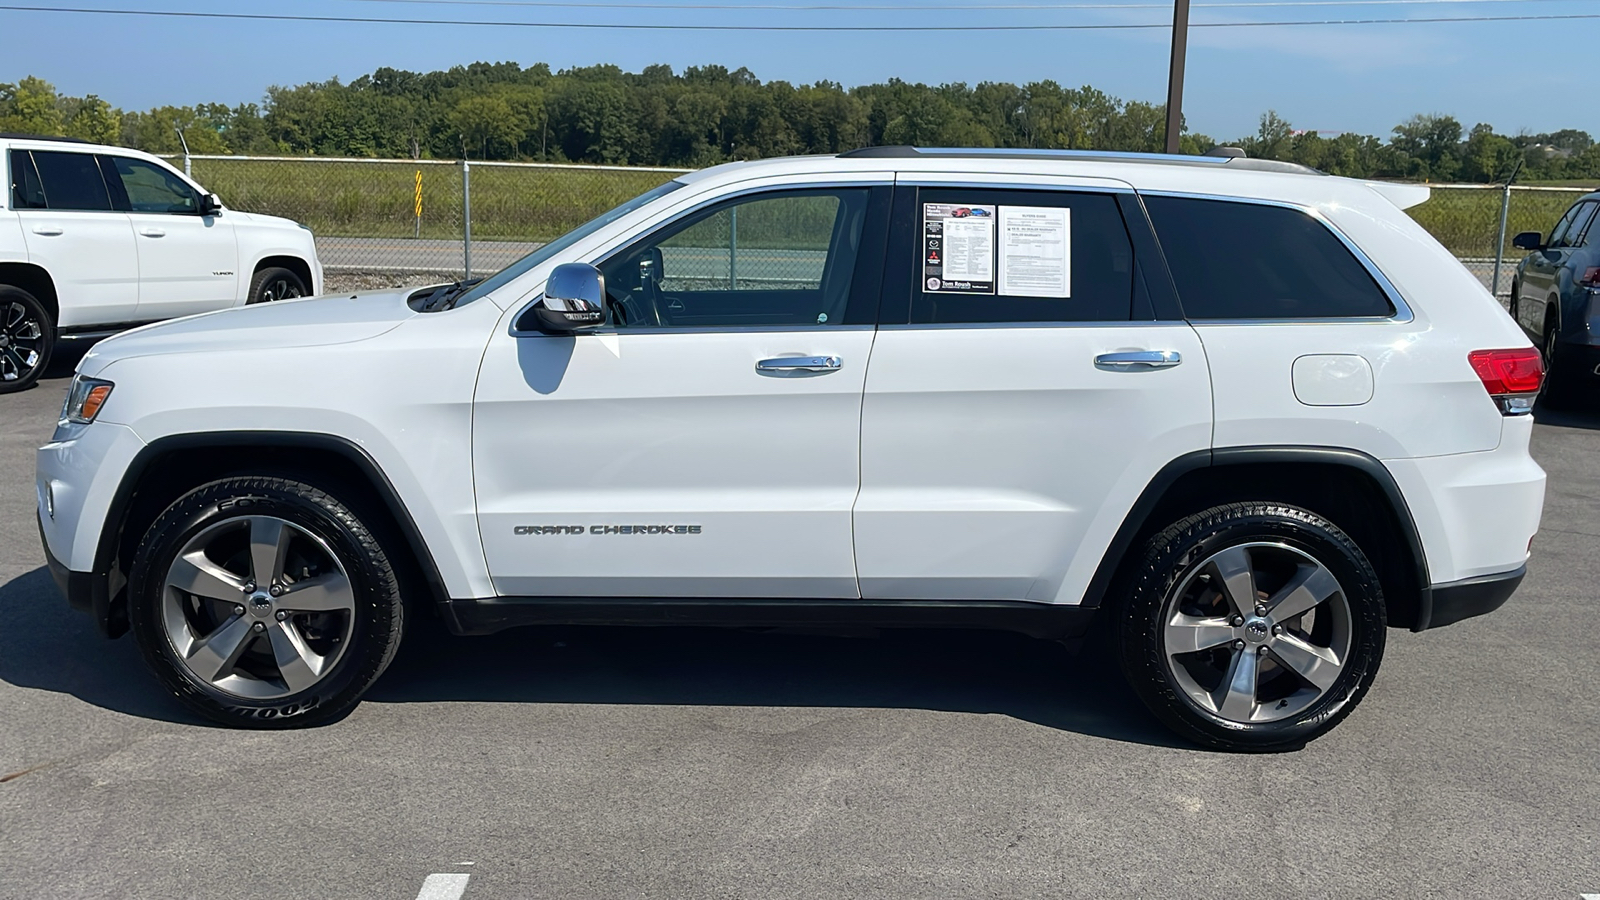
909,188,1137,324
8,150,46,209
28,150,115,212
1144,195,1394,319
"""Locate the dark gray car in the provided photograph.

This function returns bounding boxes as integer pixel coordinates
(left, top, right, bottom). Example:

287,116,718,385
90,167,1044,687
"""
1509,191,1600,406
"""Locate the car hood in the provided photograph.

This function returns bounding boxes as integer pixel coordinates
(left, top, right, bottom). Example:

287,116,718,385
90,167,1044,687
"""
225,209,304,231
79,289,418,376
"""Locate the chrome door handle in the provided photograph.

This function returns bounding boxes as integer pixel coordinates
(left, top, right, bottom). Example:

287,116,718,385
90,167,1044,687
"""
31,226,62,236
1095,350,1182,370
756,355,842,372
139,227,166,238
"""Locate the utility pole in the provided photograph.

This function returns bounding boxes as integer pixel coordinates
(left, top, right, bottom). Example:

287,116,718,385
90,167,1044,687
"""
1163,0,1191,155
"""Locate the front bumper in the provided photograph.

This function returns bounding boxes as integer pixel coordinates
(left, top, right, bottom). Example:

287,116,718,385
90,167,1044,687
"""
38,512,104,620
1417,564,1526,631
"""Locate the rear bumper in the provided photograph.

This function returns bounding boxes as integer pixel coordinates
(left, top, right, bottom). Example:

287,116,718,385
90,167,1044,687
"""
1416,564,1525,631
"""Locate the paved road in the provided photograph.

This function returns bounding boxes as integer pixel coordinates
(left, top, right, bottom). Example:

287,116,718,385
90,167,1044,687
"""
1,355,1597,899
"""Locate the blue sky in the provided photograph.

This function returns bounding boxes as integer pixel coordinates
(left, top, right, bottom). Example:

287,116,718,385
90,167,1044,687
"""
0,0,1594,141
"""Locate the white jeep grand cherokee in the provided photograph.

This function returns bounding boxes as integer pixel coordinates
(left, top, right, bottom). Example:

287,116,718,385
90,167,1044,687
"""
2,134,323,392
37,147,1546,750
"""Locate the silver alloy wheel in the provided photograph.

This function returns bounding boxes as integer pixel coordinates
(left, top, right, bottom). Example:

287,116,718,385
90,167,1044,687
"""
161,515,356,700
0,300,43,383
259,278,303,303
1162,542,1352,724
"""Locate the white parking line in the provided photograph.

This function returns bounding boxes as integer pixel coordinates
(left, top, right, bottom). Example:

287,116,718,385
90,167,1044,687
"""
1579,893,1599,899
415,873,471,900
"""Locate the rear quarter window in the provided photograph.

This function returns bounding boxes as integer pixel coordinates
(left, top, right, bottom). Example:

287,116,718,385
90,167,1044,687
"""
1145,196,1395,320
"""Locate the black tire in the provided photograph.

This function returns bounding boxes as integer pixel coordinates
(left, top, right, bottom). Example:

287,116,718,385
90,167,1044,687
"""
247,266,308,305
1539,313,1579,411
1115,502,1386,752
128,476,404,728
0,285,54,394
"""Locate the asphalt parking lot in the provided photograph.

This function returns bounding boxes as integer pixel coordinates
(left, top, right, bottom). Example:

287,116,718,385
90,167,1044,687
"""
1,351,1597,900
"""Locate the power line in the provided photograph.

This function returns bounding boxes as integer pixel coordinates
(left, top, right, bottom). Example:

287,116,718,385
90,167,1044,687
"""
0,5,1595,29
338,0,1599,9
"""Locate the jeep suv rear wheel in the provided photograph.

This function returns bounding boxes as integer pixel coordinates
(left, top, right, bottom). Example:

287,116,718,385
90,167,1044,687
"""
128,476,404,727
1117,503,1386,751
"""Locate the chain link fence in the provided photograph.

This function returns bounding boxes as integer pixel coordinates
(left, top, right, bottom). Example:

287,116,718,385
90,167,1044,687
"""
1405,183,1596,301
168,155,1595,300
166,155,687,293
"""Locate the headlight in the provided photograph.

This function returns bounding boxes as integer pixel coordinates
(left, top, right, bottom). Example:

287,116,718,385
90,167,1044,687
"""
61,375,114,425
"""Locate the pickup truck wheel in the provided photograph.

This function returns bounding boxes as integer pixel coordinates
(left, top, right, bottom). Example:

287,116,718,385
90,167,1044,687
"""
248,267,307,304
1116,503,1385,751
0,285,53,394
128,476,404,728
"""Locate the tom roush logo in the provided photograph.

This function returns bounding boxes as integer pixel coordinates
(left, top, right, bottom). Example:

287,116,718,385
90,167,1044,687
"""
515,524,702,536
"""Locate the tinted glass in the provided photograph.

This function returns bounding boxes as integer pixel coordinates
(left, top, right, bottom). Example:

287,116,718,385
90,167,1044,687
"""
600,188,869,329
1552,201,1596,249
29,150,114,212
8,151,46,209
910,188,1134,324
1546,203,1583,248
107,156,198,213
1145,196,1394,319
1575,202,1600,247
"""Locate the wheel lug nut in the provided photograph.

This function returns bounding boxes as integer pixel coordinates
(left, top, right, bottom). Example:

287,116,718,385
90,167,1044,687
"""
1254,605,1268,617
1230,615,1244,626
1232,640,1246,650
1272,624,1284,635
234,605,245,616
251,622,266,632
269,584,284,597
244,582,255,593
275,610,287,621
1257,646,1269,655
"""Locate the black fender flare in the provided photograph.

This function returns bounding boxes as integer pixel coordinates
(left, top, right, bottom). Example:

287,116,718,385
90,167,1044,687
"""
91,431,451,637
1080,445,1433,628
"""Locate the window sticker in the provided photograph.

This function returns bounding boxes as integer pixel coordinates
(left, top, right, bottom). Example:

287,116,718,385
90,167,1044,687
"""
923,203,996,294
998,206,1071,298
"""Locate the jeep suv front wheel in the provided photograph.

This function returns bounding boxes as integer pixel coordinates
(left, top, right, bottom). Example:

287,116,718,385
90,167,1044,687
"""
1117,503,1386,751
128,476,404,727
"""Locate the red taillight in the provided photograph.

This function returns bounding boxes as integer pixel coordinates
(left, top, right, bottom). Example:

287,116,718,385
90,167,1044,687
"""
1580,267,1600,288
1468,348,1544,400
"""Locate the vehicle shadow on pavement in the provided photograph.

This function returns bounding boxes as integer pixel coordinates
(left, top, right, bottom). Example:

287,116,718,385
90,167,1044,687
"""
1534,405,1600,431
0,567,206,725
367,615,1191,749
0,570,1187,748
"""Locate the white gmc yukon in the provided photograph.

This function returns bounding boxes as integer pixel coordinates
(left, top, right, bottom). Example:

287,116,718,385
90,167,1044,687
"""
36,147,1546,750
2,134,322,392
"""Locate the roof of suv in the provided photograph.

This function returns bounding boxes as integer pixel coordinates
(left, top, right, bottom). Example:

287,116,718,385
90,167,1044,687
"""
837,145,1324,176
676,145,1430,211
0,133,93,145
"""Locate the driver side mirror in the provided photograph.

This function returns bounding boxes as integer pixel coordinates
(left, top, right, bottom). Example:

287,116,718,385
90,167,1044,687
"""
199,193,223,217
1512,231,1543,251
520,263,608,334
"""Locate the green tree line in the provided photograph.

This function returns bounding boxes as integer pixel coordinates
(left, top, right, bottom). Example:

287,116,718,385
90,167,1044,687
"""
2,64,1596,181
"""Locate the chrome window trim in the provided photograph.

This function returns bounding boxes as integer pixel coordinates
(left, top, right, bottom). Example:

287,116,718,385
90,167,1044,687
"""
510,319,877,338
1137,189,1415,325
877,319,1188,332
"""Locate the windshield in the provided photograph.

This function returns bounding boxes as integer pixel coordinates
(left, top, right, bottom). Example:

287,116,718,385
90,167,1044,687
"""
452,180,686,307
